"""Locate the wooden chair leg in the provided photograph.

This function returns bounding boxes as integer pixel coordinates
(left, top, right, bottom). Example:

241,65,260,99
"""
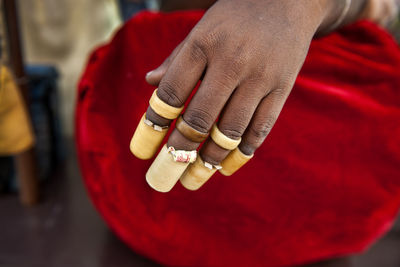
4,0,40,206
14,148,39,206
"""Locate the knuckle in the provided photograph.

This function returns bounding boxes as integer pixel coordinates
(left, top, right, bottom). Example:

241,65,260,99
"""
264,116,277,130
189,32,211,54
184,108,214,133
249,68,275,88
231,53,247,68
243,76,273,97
277,71,297,91
221,128,243,140
238,142,257,156
220,116,249,140
248,125,268,140
189,28,227,55
270,87,288,99
188,38,208,63
249,116,277,139
158,79,184,107
222,54,247,79
208,74,238,92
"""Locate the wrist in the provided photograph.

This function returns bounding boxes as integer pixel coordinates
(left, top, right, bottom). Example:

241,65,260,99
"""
290,0,348,37
315,0,368,35
285,0,342,37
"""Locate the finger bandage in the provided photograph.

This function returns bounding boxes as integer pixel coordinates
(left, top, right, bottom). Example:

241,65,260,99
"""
130,113,169,159
168,146,197,163
219,148,253,176
149,89,184,119
180,156,220,191
175,116,209,143
146,145,196,192
210,124,241,150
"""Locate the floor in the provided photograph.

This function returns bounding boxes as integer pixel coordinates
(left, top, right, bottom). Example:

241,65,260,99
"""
0,141,399,267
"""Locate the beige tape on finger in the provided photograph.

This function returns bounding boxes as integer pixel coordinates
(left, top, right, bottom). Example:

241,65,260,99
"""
146,145,194,192
210,124,241,151
180,156,220,191
219,148,253,176
130,113,168,160
149,89,184,119
175,115,209,143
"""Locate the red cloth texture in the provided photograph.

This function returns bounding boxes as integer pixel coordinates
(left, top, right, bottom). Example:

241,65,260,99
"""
76,11,400,267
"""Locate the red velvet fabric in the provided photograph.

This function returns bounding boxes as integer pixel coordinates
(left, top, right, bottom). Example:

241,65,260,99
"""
76,11,400,267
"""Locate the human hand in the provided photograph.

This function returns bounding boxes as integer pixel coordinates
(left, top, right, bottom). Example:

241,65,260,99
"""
131,0,363,192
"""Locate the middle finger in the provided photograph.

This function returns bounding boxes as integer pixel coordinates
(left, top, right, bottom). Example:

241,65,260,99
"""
146,61,240,192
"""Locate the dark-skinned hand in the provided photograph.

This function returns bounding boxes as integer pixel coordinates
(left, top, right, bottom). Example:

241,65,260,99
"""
144,0,365,166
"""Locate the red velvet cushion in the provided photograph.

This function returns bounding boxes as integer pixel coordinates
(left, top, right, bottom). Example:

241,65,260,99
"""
76,11,400,267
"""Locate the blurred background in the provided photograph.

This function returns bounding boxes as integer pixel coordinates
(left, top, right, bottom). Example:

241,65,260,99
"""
0,0,399,266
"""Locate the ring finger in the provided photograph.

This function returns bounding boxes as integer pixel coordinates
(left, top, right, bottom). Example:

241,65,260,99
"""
179,80,268,190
